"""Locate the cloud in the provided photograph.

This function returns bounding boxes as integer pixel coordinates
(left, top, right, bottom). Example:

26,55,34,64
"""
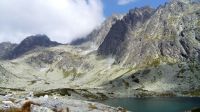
0,0,104,43
117,0,136,5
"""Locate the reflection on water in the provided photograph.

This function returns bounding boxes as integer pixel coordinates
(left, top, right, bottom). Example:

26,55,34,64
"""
101,97,200,112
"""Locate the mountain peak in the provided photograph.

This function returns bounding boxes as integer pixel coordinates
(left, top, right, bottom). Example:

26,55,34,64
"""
5,34,61,59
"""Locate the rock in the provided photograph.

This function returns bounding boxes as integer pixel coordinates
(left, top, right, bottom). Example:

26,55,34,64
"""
0,42,17,59
0,94,120,112
71,14,124,48
5,34,61,59
98,6,155,59
2,101,15,107
32,105,54,112
98,0,200,66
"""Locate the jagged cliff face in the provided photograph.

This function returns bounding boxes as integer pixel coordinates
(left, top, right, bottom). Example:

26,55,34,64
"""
71,14,124,48
0,0,200,97
98,7,155,58
98,0,200,67
86,14,124,47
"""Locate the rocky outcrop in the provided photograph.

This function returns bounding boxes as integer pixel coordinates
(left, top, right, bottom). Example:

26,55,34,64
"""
0,94,122,112
0,42,17,59
5,34,61,59
0,65,16,85
98,6,155,57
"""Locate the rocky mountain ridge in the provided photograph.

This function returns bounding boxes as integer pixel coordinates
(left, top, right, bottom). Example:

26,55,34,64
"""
2,34,61,60
0,42,17,59
0,0,199,102
98,0,200,67
71,14,124,49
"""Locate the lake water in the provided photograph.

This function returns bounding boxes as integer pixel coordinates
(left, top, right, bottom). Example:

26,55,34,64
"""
101,97,200,112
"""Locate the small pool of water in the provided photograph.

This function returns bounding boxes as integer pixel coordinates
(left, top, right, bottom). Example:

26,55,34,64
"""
101,97,200,112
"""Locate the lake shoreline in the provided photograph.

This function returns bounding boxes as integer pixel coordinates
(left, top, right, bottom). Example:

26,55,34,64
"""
99,97,200,112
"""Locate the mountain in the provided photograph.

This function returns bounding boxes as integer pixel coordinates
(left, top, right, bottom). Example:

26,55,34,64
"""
98,6,155,62
5,34,61,59
0,42,17,59
0,0,199,98
98,0,200,66
70,14,124,48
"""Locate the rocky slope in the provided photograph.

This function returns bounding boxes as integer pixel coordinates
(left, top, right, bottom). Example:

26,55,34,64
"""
0,94,124,112
0,42,17,59
98,0,200,96
71,14,124,49
4,34,61,59
98,0,200,66
0,0,199,105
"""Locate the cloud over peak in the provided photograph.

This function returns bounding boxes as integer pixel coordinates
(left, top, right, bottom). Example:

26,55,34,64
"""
117,0,136,5
0,0,104,43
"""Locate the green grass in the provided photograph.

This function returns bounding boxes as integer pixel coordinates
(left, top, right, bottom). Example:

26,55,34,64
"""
62,68,82,78
184,89,200,96
197,20,200,26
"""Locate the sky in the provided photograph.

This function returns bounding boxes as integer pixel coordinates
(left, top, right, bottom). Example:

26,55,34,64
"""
103,0,168,16
0,0,168,44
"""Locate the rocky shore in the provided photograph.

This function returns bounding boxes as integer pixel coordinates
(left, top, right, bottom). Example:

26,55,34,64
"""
0,93,127,112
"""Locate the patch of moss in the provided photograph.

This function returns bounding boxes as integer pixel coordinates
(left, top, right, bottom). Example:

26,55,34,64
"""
62,68,82,78
189,90,200,96
79,90,99,100
183,89,200,96
88,103,97,110
62,69,71,78
168,16,178,25
158,92,176,97
117,107,128,112
141,55,177,69
147,57,161,67
188,60,200,73
197,20,200,26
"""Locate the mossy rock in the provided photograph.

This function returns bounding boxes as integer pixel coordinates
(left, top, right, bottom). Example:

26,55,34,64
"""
62,68,82,78
182,89,200,96
147,58,161,67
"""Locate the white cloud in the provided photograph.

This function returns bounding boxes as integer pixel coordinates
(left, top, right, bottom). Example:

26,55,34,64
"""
117,0,136,5
0,0,104,43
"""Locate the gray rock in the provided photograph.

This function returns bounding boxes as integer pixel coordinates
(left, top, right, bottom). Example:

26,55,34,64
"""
5,34,61,59
0,42,17,59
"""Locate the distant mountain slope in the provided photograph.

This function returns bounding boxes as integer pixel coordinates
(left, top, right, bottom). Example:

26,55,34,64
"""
98,0,200,66
5,34,61,59
0,42,17,59
0,0,200,98
70,14,124,48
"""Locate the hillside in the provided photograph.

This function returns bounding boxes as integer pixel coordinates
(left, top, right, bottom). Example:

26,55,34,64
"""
0,0,199,99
